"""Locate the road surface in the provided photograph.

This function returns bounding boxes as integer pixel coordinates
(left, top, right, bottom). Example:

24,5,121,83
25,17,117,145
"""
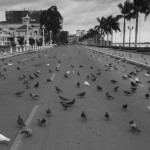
0,45,150,150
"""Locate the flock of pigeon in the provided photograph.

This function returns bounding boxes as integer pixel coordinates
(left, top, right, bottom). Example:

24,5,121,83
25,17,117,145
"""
0,46,150,146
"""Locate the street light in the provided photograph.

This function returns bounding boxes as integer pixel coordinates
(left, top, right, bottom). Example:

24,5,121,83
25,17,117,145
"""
50,30,52,45
128,26,134,49
42,25,45,46
34,31,37,50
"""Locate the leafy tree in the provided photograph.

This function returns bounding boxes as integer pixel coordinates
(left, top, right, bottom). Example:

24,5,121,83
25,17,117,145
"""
17,36,24,45
29,37,35,45
40,6,63,43
56,31,69,44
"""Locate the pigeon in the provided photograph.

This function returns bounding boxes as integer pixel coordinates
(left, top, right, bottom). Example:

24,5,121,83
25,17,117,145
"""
131,81,138,87
106,93,114,99
86,75,89,80
64,98,75,105
34,82,39,88
111,80,117,84
46,108,51,117
135,78,141,84
66,71,70,75
59,101,71,109
55,86,62,93
15,91,25,97
76,92,86,97
114,86,119,92
81,111,86,120
47,79,52,83
122,75,128,80
71,65,74,68
17,115,25,127
131,87,137,92
29,75,34,80
124,90,132,95
0,134,11,144
129,120,141,133
77,71,80,76
91,77,96,82
105,112,110,120
122,104,128,111
34,73,39,78
147,105,150,112
25,84,30,89
145,93,150,99
76,82,80,88
145,73,150,77
37,118,46,126
17,67,20,70
59,95,69,101
97,86,102,91
20,129,32,137
84,81,90,87
49,69,52,73
29,93,39,99
55,67,60,72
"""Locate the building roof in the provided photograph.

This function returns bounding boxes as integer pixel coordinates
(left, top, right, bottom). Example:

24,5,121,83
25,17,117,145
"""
16,25,33,31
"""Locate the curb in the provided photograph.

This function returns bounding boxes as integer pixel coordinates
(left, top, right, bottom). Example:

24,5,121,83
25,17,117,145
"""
84,46,150,70
0,47,53,60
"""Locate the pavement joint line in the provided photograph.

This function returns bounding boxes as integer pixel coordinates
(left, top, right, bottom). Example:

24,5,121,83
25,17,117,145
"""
10,105,39,150
57,63,60,68
20,58,28,62
51,73,56,81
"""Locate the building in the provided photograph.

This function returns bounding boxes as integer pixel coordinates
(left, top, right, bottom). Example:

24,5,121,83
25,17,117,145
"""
76,30,85,42
0,10,42,46
67,35,77,44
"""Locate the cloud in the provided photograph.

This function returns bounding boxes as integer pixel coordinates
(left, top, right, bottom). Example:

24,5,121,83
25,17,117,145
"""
0,0,149,41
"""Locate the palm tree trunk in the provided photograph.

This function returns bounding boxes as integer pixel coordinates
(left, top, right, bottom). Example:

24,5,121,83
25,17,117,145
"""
111,30,113,46
123,16,126,48
107,34,109,46
135,13,139,48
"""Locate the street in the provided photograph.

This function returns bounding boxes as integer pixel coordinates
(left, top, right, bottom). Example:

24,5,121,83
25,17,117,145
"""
1,45,150,150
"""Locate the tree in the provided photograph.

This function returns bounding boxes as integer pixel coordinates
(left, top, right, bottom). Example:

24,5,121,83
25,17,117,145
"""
118,0,133,48
29,37,35,45
128,0,150,47
40,6,63,43
56,31,69,45
17,36,24,45
94,17,106,46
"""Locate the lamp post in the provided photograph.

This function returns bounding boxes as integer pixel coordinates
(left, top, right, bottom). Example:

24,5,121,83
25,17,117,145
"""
34,31,37,50
42,25,45,46
128,26,134,49
50,30,52,45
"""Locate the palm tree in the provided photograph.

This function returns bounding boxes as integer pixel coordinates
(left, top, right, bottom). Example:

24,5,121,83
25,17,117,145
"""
118,0,133,48
128,0,150,47
101,15,121,46
95,17,106,46
110,15,122,46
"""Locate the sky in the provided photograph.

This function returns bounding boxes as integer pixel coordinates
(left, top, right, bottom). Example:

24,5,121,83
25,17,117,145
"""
0,0,150,43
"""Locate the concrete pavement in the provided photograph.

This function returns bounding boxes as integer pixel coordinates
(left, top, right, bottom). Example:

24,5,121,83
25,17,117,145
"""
1,45,150,150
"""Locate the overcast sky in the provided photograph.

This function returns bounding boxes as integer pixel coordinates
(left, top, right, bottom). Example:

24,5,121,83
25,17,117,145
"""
0,0,150,43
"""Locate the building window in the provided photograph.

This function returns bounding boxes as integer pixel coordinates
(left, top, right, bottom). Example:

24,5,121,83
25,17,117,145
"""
18,32,20,35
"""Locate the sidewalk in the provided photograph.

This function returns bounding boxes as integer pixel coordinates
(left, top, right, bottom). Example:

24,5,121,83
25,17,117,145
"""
83,46,150,69
0,45,53,60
